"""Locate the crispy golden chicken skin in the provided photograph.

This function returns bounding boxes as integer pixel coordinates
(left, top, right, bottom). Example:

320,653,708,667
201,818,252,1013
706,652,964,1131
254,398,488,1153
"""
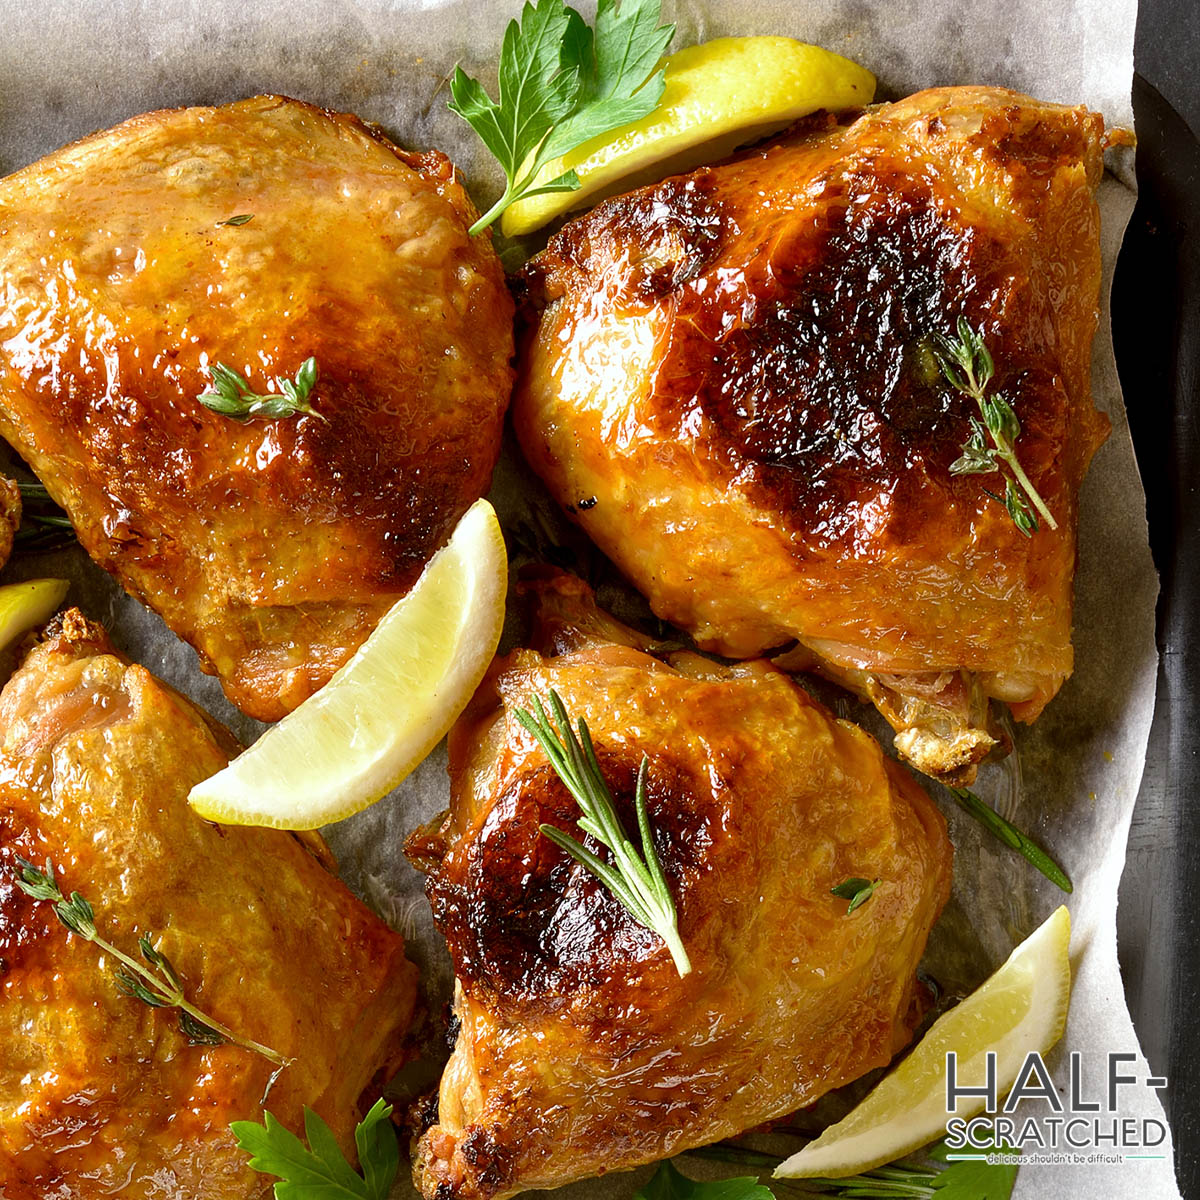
0,611,418,1199
406,572,952,1200
0,474,18,567
0,95,514,720
515,87,1109,783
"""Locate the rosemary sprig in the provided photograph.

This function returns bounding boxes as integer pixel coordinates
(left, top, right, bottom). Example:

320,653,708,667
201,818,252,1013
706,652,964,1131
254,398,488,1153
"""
946,788,1072,893
16,479,54,504
12,856,291,1089
13,480,75,551
688,1139,1019,1199
514,690,691,977
197,357,323,422
934,319,1057,536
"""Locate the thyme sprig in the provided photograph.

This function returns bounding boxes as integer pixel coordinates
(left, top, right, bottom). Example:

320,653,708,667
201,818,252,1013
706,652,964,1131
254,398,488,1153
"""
197,357,323,422
946,788,1072,893
12,856,291,1090
934,319,1057,536
514,690,691,977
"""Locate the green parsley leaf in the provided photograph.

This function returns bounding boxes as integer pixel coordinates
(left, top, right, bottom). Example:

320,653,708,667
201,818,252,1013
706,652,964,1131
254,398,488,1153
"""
928,1143,1019,1200
450,0,673,234
637,1160,774,1200
542,0,674,155
231,1098,398,1200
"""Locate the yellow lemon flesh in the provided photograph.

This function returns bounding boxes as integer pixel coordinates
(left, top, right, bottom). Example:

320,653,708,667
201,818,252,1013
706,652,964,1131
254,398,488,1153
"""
188,498,507,830
777,905,1072,1178
501,36,875,237
0,578,70,651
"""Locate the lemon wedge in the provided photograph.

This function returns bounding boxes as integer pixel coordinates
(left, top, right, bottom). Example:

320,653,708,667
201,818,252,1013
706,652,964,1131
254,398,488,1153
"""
777,906,1072,1178
0,578,70,651
501,36,875,237
188,498,507,830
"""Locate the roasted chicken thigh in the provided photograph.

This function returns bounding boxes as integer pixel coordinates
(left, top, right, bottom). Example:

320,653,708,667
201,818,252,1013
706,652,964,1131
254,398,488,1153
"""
0,474,18,568
515,87,1109,782
0,95,514,720
0,611,418,1199
407,572,952,1200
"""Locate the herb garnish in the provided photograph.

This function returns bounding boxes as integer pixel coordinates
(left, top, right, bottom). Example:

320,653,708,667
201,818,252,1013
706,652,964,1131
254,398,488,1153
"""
217,213,254,226
934,319,1057,537
514,689,691,977
12,856,290,1088
830,877,879,914
449,0,674,235
197,357,322,422
686,1138,1019,1199
636,1160,772,1200
13,479,75,552
232,1098,399,1200
947,788,1072,893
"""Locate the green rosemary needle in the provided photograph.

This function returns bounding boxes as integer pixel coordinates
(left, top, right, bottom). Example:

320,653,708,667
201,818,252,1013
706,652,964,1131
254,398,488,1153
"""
12,856,291,1081
13,480,75,551
197,356,323,422
946,788,1072,893
514,690,692,978
934,318,1057,536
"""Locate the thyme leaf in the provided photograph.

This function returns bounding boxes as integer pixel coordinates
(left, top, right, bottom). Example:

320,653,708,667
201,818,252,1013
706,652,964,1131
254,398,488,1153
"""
197,356,323,422
830,877,879,914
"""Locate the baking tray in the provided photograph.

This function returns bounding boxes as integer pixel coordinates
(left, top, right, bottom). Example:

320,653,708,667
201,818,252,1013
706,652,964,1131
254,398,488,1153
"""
1113,43,1200,1200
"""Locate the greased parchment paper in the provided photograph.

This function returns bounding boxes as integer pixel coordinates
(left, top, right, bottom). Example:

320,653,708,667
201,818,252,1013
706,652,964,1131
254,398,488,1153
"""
0,0,1175,1196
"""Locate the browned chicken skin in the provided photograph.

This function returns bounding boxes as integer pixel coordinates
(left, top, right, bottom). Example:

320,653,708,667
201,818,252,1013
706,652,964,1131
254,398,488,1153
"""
406,572,952,1200
0,95,514,720
515,87,1109,783
0,610,418,1199
0,474,18,567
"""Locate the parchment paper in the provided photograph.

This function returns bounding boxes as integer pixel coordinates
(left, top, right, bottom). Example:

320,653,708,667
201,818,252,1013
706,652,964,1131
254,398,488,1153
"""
0,0,1174,1196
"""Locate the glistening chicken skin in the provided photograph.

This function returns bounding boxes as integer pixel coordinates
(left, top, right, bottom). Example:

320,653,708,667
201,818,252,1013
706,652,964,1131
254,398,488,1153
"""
406,572,952,1200
514,86,1110,784
0,95,514,720
0,475,17,568
0,611,418,1199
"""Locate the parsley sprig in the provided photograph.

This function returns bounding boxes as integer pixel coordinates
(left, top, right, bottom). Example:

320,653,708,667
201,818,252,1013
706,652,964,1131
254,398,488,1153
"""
232,1098,399,1200
935,319,1057,537
197,357,322,422
514,689,691,977
12,856,290,1085
450,0,674,235
637,1160,773,1200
